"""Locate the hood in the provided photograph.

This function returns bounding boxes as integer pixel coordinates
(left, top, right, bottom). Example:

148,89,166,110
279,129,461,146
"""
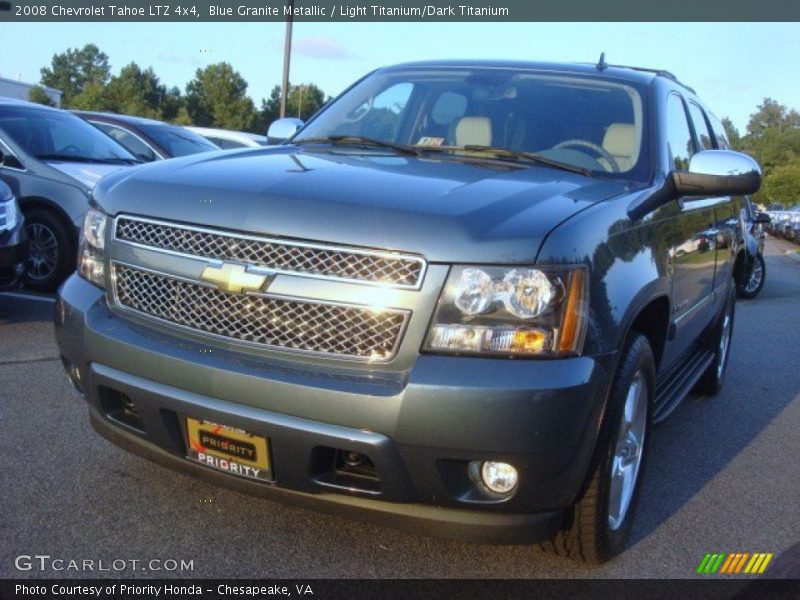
94,147,635,263
45,161,130,190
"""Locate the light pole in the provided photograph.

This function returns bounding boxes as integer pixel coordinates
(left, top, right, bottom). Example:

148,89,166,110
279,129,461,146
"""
279,0,294,118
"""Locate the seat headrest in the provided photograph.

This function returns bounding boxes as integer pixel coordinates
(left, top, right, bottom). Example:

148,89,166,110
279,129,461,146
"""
602,123,636,158
455,117,492,147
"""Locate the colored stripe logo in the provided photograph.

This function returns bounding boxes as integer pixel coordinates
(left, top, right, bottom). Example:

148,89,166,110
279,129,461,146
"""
696,552,774,574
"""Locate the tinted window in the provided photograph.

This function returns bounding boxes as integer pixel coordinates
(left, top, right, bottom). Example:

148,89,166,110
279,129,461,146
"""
137,124,219,157
94,122,158,162
0,107,136,163
688,103,714,150
665,94,695,170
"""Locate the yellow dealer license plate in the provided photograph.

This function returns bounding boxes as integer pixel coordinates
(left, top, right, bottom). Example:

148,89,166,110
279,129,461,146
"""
186,418,271,481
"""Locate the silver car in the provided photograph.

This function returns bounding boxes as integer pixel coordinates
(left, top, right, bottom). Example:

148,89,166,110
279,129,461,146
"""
0,97,138,290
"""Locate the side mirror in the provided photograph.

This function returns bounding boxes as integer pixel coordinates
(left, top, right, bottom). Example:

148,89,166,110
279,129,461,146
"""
673,150,762,198
266,118,304,145
754,212,771,224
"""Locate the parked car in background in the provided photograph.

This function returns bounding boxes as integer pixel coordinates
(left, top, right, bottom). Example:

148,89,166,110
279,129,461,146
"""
57,61,761,563
74,112,219,162
0,98,138,291
184,126,268,149
0,179,26,290
738,197,770,299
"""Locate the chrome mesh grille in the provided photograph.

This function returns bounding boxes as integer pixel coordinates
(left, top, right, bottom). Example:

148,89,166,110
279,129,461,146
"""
112,264,407,360
115,217,425,288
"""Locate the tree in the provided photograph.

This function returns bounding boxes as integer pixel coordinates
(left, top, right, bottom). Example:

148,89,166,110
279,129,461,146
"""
40,44,110,106
761,161,800,206
259,83,328,133
721,117,741,149
185,63,258,131
27,86,54,107
102,63,166,118
745,98,800,139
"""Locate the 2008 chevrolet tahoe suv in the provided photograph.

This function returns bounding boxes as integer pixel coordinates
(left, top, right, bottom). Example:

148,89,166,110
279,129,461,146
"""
55,61,761,563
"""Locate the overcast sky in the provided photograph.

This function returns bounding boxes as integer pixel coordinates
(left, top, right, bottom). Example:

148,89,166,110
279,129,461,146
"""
1,22,798,131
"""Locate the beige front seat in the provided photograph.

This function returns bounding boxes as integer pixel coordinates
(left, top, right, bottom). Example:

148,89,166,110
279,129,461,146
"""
602,123,636,171
454,117,492,147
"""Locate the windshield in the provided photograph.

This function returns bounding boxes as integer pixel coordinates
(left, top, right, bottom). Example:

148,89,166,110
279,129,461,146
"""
138,124,219,157
0,107,136,163
295,67,649,179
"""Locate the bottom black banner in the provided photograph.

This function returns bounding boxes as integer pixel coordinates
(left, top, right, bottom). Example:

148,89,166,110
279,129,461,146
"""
1,579,799,600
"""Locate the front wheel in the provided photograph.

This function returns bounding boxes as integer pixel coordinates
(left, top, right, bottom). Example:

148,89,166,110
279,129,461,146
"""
544,333,655,563
738,253,765,299
23,208,76,292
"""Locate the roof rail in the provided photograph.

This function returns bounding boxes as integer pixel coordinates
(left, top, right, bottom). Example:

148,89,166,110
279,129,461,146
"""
605,63,696,93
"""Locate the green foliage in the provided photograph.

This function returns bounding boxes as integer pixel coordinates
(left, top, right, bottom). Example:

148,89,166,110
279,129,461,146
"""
102,63,166,118
260,83,328,132
27,85,54,107
35,45,330,135
731,98,800,206
40,44,110,106
185,63,258,131
762,161,800,205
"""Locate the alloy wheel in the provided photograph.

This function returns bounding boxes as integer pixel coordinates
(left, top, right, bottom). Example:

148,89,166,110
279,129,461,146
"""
608,370,648,531
26,222,59,281
744,259,763,294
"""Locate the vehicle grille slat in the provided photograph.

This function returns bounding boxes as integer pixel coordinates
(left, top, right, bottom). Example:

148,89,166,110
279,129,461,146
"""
115,217,425,288
112,264,407,361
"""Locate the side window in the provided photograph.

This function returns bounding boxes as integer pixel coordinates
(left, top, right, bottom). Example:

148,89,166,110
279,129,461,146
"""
94,122,157,162
688,103,714,150
705,112,731,150
665,94,696,171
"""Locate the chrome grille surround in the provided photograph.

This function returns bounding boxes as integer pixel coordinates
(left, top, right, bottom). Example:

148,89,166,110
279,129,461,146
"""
114,215,426,289
111,263,409,362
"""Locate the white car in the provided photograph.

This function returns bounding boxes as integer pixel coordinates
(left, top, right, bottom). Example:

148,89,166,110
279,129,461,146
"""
184,126,268,149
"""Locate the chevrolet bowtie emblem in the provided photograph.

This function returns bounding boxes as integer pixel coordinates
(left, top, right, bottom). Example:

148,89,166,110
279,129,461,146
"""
200,263,270,294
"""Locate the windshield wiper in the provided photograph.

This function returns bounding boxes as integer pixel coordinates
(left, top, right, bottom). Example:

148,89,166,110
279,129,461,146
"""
294,135,422,156
38,154,141,165
416,145,592,177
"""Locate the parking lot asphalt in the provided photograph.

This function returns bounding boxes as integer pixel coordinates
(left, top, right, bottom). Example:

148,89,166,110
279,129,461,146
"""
1,237,798,580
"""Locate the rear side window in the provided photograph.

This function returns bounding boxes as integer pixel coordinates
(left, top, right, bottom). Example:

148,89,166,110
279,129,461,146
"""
705,112,731,149
665,94,695,170
687,103,714,150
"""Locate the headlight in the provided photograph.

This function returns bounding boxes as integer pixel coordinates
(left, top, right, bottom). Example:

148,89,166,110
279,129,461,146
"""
78,208,108,288
423,265,589,357
2,197,20,231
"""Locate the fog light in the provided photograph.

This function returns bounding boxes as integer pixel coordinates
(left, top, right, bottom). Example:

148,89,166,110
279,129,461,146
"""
475,461,518,495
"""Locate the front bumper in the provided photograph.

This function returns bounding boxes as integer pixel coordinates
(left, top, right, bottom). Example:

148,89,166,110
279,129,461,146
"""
56,275,616,544
0,222,27,290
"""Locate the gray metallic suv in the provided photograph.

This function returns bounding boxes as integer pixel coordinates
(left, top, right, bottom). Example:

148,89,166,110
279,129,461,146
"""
55,61,761,563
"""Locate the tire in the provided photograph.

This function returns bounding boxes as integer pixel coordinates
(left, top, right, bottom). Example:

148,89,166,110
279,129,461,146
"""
543,333,655,563
737,253,765,300
695,280,736,396
23,208,76,292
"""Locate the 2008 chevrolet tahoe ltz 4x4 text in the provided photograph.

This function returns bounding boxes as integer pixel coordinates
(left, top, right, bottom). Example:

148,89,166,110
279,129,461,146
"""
55,61,761,563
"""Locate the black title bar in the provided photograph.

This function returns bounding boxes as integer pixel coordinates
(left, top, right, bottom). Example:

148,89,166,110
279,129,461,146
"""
2,0,800,22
